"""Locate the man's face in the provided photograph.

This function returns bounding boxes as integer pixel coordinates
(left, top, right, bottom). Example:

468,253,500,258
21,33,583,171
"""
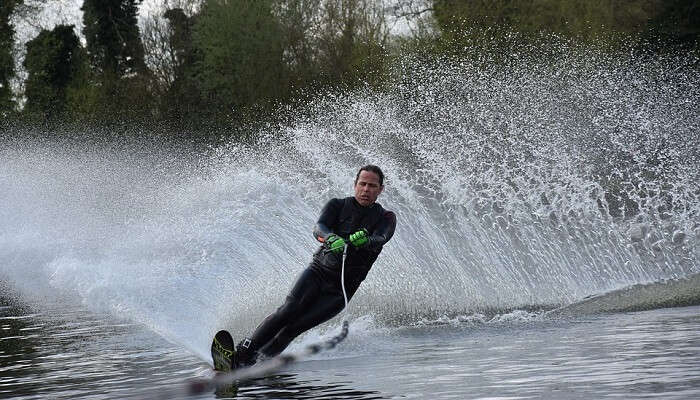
354,170,384,206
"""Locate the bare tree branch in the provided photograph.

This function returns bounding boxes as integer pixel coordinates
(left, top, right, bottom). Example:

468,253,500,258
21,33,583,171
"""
386,0,433,20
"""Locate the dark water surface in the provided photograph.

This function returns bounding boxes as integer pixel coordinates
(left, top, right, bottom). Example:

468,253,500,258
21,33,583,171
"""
2,295,699,399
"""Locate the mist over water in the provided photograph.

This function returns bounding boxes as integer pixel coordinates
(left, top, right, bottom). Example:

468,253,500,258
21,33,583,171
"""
1,39,698,363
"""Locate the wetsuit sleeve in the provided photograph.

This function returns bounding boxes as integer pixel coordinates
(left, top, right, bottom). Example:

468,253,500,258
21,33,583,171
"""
367,210,396,250
313,198,343,243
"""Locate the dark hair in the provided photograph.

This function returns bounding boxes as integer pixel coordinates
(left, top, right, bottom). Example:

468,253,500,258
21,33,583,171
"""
355,165,385,186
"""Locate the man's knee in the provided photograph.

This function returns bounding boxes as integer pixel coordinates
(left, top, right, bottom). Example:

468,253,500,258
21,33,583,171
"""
275,296,303,320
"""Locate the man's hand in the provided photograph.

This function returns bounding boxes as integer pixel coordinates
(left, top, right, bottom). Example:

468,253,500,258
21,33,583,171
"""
349,229,369,248
325,234,346,254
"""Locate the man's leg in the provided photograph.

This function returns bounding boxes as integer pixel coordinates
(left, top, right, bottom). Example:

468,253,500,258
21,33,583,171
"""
257,290,345,358
237,268,323,365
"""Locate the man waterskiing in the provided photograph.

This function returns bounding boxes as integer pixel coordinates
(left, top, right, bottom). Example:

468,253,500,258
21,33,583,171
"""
233,165,397,367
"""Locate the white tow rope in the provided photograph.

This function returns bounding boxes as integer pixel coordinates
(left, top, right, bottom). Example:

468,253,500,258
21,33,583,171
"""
340,242,350,310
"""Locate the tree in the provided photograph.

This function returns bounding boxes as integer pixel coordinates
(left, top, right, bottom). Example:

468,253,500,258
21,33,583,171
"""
314,0,390,88
142,4,203,122
81,0,146,76
81,0,154,123
645,0,700,50
430,0,699,48
274,0,323,92
142,3,196,91
192,0,288,118
23,24,84,121
0,0,21,116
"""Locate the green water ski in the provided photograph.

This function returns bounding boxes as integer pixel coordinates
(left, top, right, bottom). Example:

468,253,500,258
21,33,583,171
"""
211,330,236,372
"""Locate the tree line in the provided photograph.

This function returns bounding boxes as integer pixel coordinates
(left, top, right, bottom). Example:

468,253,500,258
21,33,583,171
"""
1,0,697,137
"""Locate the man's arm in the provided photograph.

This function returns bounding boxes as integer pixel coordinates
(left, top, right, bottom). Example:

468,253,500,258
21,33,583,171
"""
313,198,344,243
366,211,396,250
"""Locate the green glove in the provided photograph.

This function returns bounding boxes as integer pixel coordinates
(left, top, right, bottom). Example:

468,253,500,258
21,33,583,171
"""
349,229,369,248
326,234,346,254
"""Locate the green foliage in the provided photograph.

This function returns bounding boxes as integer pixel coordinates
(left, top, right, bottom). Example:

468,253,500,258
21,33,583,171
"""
314,0,389,88
645,0,700,50
158,7,202,124
82,0,146,76
192,0,287,118
164,7,196,79
80,0,155,123
23,25,83,121
183,0,391,126
274,0,321,91
0,0,21,116
431,0,699,49
4,0,696,135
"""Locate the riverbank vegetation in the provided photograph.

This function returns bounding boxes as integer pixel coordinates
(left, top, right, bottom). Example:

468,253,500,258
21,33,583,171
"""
1,0,697,140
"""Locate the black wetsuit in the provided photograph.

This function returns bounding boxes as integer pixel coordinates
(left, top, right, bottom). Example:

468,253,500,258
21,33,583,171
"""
238,197,396,363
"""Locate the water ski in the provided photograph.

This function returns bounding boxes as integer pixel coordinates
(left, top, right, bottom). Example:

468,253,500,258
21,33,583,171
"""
211,330,236,372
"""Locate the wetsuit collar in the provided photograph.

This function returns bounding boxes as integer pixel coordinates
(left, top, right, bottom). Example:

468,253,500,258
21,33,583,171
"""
352,197,375,208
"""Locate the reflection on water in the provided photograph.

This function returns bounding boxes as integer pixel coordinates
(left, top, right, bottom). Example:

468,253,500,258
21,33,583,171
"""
0,297,194,399
0,295,387,399
228,374,385,400
3,292,699,400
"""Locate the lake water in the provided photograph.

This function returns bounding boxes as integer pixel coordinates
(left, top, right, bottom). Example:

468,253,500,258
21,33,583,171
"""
2,293,699,399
